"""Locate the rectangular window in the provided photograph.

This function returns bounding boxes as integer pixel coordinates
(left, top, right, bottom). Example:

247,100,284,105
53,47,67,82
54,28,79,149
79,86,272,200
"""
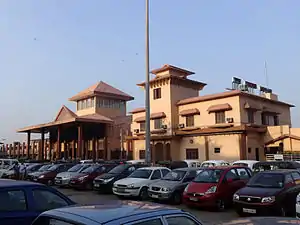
214,147,221,153
139,150,145,159
0,190,27,211
140,122,145,132
154,118,162,129
82,100,87,109
153,88,161,100
186,115,194,127
274,115,279,125
215,111,225,124
248,148,251,153
186,149,199,159
247,110,255,123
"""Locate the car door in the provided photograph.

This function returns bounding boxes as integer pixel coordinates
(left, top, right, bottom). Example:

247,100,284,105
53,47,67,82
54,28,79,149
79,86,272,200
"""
164,214,202,225
220,168,240,202
0,188,38,225
151,170,162,181
234,167,251,188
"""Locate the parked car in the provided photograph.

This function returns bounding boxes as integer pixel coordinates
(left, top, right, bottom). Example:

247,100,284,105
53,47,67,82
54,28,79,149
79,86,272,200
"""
0,159,19,177
27,164,52,181
169,160,202,170
126,159,145,164
219,217,300,225
113,167,170,200
148,167,201,204
32,163,74,185
55,163,92,187
70,164,116,190
253,161,300,174
80,160,93,164
232,160,259,170
93,164,147,193
0,179,75,225
200,160,230,168
183,166,252,210
233,169,300,217
31,201,204,225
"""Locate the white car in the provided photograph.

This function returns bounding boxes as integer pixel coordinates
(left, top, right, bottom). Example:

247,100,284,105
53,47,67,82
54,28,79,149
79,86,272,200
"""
113,167,170,200
200,160,230,168
232,160,259,170
296,193,300,218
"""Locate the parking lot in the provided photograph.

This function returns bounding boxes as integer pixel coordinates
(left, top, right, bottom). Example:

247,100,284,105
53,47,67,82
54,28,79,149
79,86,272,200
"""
57,188,238,225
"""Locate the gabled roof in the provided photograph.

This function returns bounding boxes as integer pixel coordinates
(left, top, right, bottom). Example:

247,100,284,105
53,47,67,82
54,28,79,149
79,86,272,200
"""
54,105,78,122
265,134,300,145
69,81,134,102
151,64,195,76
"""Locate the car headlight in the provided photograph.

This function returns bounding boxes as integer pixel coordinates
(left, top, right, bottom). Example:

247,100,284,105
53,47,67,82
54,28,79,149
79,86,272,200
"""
261,196,275,203
184,185,189,193
161,187,170,192
297,194,300,204
104,177,114,183
78,175,88,181
127,184,135,188
39,175,44,178
233,193,240,201
205,186,217,194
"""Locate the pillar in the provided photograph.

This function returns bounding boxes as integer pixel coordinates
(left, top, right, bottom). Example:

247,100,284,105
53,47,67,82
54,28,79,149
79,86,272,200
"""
22,142,25,157
17,142,20,158
77,124,83,159
27,131,31,159
239,133,247,160
56,127,61,160
13,143,16,157
32,141,35,159
9,144,13,158
95,139,99,159
104,137,108,160
163,142,167,161
64,142,68,159
41,129,45,161
92,138,96,161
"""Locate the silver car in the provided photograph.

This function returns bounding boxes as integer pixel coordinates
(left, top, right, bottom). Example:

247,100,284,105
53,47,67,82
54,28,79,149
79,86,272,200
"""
148,167,202,204
55,164,92,187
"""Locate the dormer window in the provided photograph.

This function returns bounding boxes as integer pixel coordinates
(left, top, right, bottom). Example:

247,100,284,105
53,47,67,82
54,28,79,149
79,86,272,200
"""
153,88,161,100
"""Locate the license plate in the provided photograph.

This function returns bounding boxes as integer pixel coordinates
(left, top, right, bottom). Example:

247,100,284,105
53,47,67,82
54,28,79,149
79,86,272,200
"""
117,188,125,193
243,208,256,214
94,184,100,187
55,180,62,184
189,197,198,201
151,194,159,198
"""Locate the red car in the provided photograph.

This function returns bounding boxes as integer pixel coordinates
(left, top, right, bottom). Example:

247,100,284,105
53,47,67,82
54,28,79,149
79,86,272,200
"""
182,166,252,210
69,164,116,190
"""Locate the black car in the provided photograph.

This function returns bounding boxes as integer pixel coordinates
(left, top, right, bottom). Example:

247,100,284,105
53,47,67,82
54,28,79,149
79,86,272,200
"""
253,161,300,174
93,164,147,193
233,169,300,217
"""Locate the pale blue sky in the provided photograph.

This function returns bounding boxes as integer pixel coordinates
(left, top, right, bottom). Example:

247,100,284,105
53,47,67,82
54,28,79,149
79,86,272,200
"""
0,0,299,143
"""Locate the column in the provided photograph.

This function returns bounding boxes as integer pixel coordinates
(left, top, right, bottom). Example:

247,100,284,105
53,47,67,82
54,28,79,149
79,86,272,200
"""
56,127,61,160
27,131,31,159
95,139,99,159
32,141,35,159
64,142,68,159
17,143,20,158
13,143,16,157
104,137,108,160
77,124,82,159
41,129,45,161
92,138,96,161
22,142,25,157
163,142,167,161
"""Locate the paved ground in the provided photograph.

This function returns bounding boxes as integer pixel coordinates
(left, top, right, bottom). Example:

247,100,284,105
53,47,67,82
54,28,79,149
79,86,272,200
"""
57,188,238,225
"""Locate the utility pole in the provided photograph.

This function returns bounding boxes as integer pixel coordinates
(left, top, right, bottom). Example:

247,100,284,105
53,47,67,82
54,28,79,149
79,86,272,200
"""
145,0,151,165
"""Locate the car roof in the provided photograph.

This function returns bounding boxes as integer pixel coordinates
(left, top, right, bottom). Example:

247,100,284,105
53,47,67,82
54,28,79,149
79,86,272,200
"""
0,179,44,187
259,169,298,174
201,160,228,163
43,201,182,224
202,165,247,170
139,167,168,170
233,160,259,164
174,167,202,172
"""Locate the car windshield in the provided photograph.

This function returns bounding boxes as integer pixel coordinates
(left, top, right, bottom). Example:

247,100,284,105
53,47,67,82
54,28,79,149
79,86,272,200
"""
38,165,51,171
78,165,91,172
108,164,127,174
81,165,99,174
129,169,152,179
162,170,186,181
247,173,284,188
193,169,224,183
26,164,39,170
201,162,216,168
47,165,60,171
233,163,249,167
68,164,83,172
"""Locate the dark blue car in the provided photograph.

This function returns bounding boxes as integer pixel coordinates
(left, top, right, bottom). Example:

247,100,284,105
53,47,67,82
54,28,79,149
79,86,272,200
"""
0,179,75,225
32,200,203,225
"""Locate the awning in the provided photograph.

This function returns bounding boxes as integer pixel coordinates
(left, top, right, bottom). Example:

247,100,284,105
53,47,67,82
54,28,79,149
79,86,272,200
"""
244,102,260,111
207,103,232,113
179,108,200,116
150,112,166,119
134,116,146,123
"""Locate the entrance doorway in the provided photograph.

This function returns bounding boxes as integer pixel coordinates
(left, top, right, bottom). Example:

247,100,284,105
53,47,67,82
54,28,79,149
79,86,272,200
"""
255,148,259,161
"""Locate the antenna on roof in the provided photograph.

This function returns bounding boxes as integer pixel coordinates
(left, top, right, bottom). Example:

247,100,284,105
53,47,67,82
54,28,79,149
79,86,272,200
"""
264,60,269,87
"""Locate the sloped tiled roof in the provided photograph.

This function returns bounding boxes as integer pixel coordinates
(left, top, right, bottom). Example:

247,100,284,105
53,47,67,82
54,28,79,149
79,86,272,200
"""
54,105,78,122
69,81,134,101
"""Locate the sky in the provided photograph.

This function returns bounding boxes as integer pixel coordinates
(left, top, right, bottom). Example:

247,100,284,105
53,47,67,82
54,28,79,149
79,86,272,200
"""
0,0,300,143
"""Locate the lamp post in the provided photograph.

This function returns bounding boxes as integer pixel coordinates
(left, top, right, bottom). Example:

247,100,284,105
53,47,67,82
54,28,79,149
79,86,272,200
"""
145,0,151,165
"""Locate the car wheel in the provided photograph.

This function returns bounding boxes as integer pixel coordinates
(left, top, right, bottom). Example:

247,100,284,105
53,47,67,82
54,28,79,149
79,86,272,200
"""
47,179,54,186
216,199,226,211
172,192,182,205
139,187,148,201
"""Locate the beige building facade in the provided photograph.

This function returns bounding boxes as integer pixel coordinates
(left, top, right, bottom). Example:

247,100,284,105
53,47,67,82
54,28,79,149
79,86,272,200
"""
127,64,299,162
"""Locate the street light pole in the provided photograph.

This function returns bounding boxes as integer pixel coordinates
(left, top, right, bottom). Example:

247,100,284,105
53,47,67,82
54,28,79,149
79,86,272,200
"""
145,0,151,165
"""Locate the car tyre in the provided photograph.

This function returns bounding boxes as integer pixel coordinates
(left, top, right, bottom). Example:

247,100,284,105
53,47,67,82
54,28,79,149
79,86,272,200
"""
216,199,226,211
172,192,182,205
139,187,148,201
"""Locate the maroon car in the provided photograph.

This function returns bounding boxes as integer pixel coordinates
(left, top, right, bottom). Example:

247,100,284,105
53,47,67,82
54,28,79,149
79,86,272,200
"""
69,164,116,190
32,163,74,185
